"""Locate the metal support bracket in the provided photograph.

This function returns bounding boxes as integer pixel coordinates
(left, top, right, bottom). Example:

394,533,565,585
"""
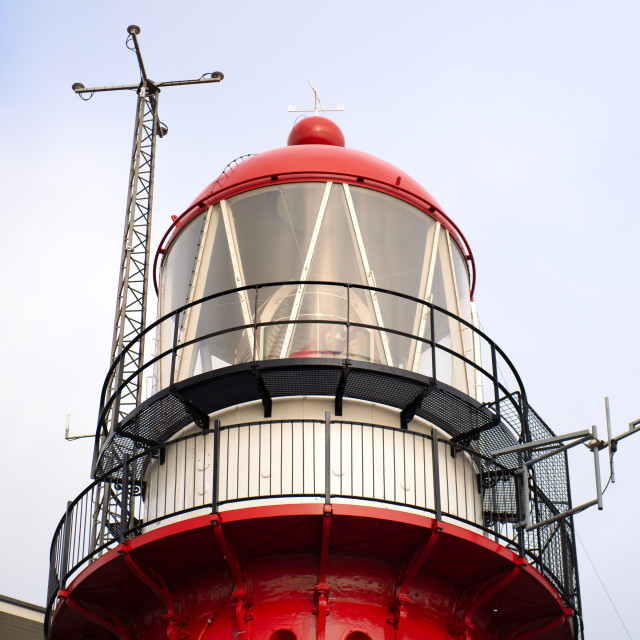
334,366,350,416
57,589,133,640
387,522,441,640
448,621,475,640
251,366,272,418
211,514,254,636
451,416,499,445
400,385,434,430
171,391,210,430
450,558,524,633
119,543,189,640
501,607,574,640
314,505,333,640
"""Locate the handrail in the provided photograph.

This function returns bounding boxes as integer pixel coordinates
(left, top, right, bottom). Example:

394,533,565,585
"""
95,280,528,453
47,419,579,638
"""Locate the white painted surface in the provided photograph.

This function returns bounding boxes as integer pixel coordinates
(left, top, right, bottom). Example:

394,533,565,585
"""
144,397,483,527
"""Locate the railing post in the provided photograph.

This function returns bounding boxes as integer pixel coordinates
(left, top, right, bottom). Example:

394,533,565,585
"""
252,286,259,364
430,306,436,381
59,501,73,589
516,468,527,556
491,344,500,422
346,285,351,362
325,412,331,505
120,455,129,544
431,429,442,521
520,392,531,443
170,311,180,388
212,419,220,513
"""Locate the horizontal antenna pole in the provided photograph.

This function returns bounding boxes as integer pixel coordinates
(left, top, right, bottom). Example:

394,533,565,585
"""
73,74,224,96
524,499,599,531
73,83,139,94
490,429,592,457
523,435,592,467
157,74,224,88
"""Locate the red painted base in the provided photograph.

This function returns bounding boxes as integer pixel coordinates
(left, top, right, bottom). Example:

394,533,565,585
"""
49,504,574,640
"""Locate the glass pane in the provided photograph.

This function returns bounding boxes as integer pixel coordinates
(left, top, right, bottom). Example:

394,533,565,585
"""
349,186,434,298
187,294,250,374
160,214,206,317
306,185,365,285
420,257,453,384
375,291,419,369
254,284,296,361
201,205,238,298
451,241,472,323
347,288,388,365
254,283,349,360
229,183,327,285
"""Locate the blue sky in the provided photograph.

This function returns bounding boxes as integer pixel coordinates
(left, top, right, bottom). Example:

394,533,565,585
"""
1,2,639,638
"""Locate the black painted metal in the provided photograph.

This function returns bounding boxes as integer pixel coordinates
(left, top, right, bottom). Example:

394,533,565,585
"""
59,502,72,590
401,385,434,430
119,454,129,544
94,281,527,464
325,412,331,505
334,366,349,416
432,430,442,521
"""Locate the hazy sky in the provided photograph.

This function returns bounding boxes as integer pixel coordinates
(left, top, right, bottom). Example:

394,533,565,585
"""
1,2,639,638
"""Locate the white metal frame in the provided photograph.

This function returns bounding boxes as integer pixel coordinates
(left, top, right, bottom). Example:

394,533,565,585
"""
279,183,334,358
445,233,475,395
410,222,441,373
220,200,255,354
343,184,393,366
175,206,218,381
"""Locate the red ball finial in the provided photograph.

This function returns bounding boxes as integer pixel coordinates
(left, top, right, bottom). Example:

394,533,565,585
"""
287,116,345,147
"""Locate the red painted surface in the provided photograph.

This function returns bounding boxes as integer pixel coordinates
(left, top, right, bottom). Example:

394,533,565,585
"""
287,116,346,147
49,504,574,640
153,120,476,298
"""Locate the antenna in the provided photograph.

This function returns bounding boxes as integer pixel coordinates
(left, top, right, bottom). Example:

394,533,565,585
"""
72,25,224,463
73,25,224,557
490,397,640,531
64,414,93,441
287,81,344,116
604,396,640,484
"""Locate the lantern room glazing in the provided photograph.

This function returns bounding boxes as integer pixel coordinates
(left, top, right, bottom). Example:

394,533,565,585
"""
157,180,479,397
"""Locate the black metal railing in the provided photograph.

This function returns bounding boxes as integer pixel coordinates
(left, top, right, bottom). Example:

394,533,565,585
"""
49,281,581,638
94,281,529,467
46,419,580,638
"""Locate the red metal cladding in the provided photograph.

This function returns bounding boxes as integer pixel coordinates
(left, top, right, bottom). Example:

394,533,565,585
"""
49,504,574,640
153,118,476,297
287,116,346,147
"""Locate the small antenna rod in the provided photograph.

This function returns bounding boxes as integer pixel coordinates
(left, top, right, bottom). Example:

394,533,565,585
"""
126,26,148,81
605,396,614,482
65,414,93,441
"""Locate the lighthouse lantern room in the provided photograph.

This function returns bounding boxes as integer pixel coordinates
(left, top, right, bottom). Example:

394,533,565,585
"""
47,115,582,640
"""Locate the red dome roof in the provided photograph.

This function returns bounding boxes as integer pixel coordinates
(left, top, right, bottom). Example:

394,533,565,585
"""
187,143,444,212
155,118,475,296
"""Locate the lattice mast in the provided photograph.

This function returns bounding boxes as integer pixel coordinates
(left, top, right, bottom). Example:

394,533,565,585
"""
72,26,223,467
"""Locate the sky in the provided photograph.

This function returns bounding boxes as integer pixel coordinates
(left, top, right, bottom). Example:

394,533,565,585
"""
1,1,639,638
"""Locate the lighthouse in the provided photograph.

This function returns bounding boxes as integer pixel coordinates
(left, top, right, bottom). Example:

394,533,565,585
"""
46,116,582,639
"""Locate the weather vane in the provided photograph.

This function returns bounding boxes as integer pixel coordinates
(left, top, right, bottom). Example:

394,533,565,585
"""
287,81,344,116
